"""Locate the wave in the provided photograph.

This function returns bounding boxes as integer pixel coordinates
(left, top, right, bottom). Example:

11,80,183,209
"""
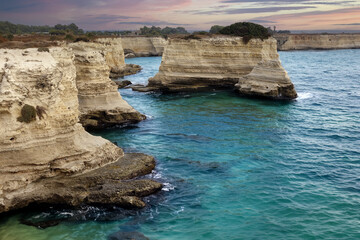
297,92,313,100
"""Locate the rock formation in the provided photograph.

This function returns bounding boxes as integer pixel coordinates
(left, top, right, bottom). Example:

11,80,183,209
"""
148,36,297,99
0,48,160,214
69,42,145,129
94,38,142,78
236,60,297,99
121,37,167,57
275,34,360,51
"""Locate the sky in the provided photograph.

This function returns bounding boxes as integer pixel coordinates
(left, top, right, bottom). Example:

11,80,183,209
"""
1,0,360,32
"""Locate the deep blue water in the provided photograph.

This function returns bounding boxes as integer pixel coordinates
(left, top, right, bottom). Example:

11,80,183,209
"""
1,50,360,240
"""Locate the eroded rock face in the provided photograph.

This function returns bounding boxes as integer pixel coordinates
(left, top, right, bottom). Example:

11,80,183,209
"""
275,34,360,51
148,36,297,99
236,60,297,99
6,153,162,211
94,38,142,78
0,48,123,213
121,37,167,57
69,42,145,129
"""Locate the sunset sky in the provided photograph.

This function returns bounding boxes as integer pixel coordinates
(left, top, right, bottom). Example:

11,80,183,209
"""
1,0,360,32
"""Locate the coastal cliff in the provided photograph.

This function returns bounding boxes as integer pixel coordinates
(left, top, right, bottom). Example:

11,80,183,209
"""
148,36,296,99
121,37,167,57
94,38,141,78
69,42,145,129
0,48,161,213
275,34,360,51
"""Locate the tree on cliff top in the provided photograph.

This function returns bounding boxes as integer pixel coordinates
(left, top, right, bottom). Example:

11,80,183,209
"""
219,22,271,44
140,26,188,36
209,25,224,34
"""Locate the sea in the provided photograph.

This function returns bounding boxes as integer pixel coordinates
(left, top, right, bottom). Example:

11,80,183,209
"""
0,49,359,240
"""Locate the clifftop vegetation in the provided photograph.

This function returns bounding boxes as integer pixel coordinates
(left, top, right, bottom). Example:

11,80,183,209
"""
140,26,188,37
218,22,271,43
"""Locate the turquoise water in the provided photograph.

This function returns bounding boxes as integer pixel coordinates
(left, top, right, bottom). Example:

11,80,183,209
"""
1,50,360,239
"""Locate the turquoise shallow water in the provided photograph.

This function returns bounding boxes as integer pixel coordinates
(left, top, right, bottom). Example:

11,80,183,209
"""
1,50,360,240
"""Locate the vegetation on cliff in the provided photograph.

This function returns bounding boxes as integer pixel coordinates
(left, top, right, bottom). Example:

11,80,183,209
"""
0,21,84,35
219,22,271,43
140,26,188,36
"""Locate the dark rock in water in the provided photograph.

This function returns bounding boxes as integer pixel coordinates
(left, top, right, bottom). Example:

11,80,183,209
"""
124,49,137,58
114,80,132,89
108,231,149,240
80,110,146,131
125,53,136,58
131,84,158,93
7,153,162,211
20,218,63,229
110,64,142,78
124,49,135,55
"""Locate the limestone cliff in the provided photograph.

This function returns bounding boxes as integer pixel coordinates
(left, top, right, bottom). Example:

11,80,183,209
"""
69,42,145,129
236,60,297,99
0,48,122,212
121,37,167,57
94,38,141,78
275,34,360,51
148,36,296,99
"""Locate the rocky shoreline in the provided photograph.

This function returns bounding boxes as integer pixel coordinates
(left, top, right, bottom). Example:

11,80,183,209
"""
1,34,298,215
0,41,160,214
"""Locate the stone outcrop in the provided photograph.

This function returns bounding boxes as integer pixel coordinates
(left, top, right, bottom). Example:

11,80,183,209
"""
148,36,297,99
0,48,161,214
94,38,142,78
236,60,297,99
69,42,145,129
121,37,167,57
275,34,360,51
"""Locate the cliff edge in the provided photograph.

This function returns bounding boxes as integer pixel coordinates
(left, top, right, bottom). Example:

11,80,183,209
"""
0,48,161,213
275,34,360,51
69,42,145,129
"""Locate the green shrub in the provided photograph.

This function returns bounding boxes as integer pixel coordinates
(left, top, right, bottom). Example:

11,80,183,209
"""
65,34,75,41
209,25,224,34
17,104,37,123
193,31,209,35
6,34,14,41
38,47,50,52
183,34,202,40
74,36,90,42
219,22,271,44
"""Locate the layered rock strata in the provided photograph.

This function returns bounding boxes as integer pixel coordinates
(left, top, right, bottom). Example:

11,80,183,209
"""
121,37,167,57
148,36,297,99
275,34,360,51
0,48,116,213
236,60,297,99
94,38,142,78
0,48,161,214
69,42,145,129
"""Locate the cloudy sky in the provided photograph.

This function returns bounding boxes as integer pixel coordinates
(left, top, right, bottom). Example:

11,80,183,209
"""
1,0,360,31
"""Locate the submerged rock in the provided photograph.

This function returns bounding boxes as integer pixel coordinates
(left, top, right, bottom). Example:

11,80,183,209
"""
108,231,150,240
148,36,297,99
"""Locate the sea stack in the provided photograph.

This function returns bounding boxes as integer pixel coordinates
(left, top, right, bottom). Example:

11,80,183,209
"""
148,36,297,99
69,42,145,129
